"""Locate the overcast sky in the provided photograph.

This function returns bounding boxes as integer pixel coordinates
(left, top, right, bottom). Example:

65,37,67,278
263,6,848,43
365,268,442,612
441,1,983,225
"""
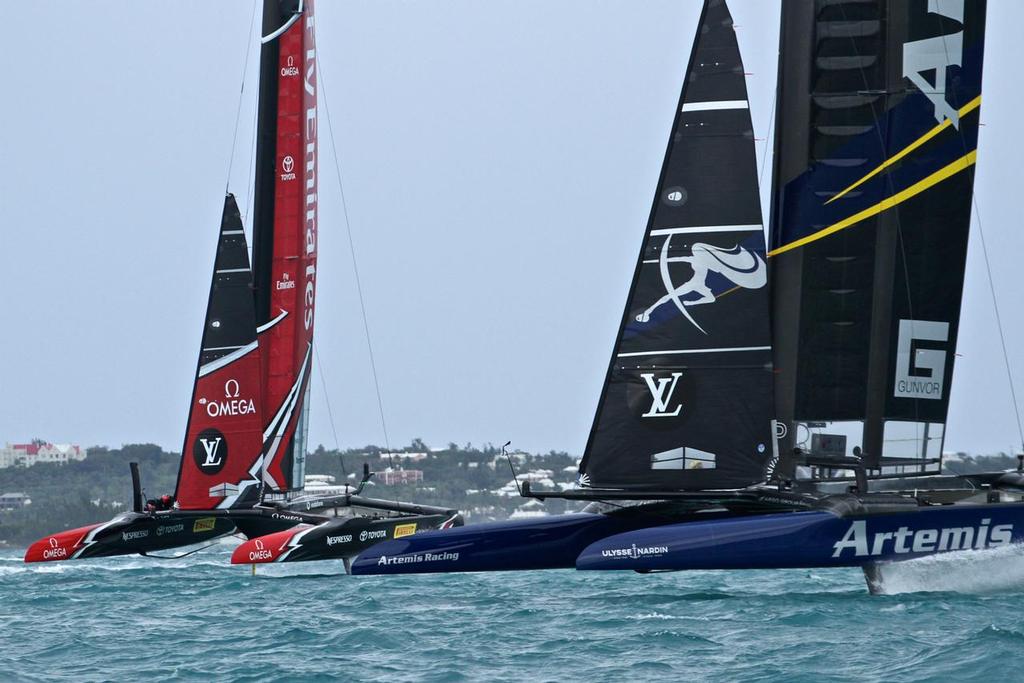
2,1,1023,458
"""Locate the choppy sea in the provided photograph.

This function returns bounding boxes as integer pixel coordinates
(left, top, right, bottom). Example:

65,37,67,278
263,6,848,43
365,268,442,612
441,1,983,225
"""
4,542,1024,682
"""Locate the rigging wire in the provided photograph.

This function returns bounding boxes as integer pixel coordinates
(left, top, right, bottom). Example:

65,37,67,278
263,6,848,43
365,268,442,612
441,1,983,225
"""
244,85,260,261
757,85,776,246
224,0,260,195
971,200,1024,453
937,24,1024,454
313,341,348,479
318,60,397,472
757,88,776,188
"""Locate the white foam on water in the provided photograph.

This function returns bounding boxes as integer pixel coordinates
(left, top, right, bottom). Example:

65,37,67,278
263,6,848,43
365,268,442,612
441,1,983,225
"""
874,543,1024,595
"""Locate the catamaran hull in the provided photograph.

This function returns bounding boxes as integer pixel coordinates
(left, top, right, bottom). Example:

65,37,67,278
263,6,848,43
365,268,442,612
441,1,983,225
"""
22,507,317,563
24,512,236,562
575,503,1024,571
350,512,703,575
231,513,460,564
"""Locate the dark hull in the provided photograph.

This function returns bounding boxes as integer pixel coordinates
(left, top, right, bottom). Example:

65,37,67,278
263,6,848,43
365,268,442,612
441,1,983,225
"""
577,503,1024,571
23,507,325,563
353,501,1024,576
25,489,460,563
351,507,730,575
232,513,460,564
24,512,236,562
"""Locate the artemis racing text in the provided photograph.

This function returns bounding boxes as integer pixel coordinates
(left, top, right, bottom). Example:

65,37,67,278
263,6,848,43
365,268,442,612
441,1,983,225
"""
376,551,459,566
832,519,1013,559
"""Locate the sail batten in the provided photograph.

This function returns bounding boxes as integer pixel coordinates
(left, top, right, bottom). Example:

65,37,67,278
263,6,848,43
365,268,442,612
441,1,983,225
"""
578,0,775,492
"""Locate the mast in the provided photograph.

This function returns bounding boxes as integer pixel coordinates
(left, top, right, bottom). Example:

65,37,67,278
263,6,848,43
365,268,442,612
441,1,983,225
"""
252,0,318,497
768,0,988,476
577,0,774,492
252,1,284,328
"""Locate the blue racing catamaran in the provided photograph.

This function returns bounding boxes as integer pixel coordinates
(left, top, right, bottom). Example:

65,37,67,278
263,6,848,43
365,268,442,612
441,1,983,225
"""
352,0,1024,591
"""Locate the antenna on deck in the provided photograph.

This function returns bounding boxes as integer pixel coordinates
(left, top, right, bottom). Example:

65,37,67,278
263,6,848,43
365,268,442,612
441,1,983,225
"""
354,462,375,495
129,462,143,513
502,441,523,496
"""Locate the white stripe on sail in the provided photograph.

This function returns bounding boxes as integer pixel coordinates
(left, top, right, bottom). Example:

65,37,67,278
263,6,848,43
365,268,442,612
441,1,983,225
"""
257,309,289,334
215,267,250,274
681,100,748,112
650,225,762,236
618,346,771,358
221,230,245,235
198,341,258,377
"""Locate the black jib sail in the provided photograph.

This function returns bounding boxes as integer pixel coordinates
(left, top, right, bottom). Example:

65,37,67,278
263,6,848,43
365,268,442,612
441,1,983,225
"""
768,0,987,475
578,0,775,491
174,194,266,510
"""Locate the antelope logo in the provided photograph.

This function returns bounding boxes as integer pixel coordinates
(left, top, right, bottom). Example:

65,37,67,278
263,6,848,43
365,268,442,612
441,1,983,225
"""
636,239,766,334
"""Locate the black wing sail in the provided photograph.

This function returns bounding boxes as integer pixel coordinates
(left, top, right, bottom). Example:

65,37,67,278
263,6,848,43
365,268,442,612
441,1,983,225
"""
578,0,775,491
768,0,987,475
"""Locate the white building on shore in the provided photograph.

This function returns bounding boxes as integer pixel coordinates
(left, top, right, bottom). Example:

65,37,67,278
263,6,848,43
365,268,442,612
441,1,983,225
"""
0,442,85,469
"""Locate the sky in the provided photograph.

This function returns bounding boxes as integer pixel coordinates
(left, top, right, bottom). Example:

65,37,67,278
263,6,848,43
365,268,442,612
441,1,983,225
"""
2,1,1023,458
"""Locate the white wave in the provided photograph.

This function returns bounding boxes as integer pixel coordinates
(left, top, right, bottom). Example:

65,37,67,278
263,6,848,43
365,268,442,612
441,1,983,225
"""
873,543,1024,595
630,612,683,621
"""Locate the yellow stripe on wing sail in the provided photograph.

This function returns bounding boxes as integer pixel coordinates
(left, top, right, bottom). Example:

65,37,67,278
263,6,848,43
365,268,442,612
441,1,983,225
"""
768,150,977,258
825,95,981,205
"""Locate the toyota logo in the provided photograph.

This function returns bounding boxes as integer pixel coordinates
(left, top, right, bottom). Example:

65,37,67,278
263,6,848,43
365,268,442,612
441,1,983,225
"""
282,155,295,173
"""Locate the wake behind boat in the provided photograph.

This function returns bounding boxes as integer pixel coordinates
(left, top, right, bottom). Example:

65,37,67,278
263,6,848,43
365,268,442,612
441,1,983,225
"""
25,0,460,564
353,0,1024,591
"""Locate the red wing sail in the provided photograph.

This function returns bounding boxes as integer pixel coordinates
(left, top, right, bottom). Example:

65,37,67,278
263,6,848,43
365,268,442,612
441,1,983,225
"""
259,0,318,495
174,195,266,509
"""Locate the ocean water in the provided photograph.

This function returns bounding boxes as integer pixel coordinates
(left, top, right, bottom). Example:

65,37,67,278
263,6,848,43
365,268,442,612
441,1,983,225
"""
3,543,1024,682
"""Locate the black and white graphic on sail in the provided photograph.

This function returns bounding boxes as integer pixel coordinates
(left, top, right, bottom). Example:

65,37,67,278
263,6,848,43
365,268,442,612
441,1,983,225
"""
578,0,775,491
635,237,767,333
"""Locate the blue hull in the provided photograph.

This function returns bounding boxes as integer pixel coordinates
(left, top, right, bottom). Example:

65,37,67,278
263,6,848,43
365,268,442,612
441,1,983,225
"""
351,512,683,575
576,503,1024,571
